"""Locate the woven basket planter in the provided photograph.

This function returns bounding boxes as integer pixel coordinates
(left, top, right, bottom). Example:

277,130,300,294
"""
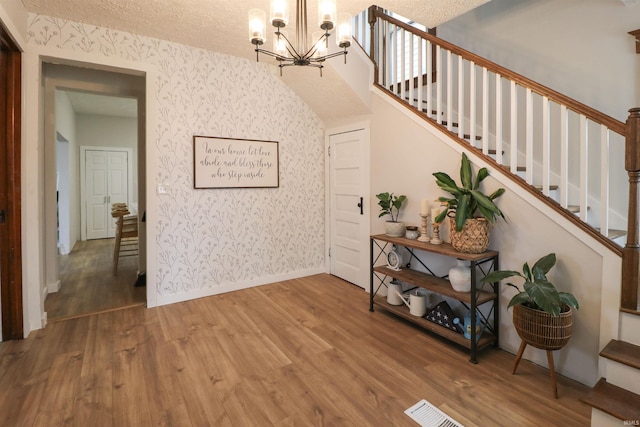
448,216,489,254
512,304,573,351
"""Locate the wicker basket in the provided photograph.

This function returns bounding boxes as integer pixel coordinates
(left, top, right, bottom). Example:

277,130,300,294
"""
448,216,490,254
512,304,573,351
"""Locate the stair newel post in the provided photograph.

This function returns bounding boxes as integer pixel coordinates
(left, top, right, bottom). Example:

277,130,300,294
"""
368,5,378,84
622,107,640,310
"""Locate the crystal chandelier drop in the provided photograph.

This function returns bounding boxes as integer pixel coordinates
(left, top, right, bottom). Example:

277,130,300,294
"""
249,0,351,76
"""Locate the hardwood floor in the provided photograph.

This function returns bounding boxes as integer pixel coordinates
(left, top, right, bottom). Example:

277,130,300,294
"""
44,239,145,321
3,274,591,426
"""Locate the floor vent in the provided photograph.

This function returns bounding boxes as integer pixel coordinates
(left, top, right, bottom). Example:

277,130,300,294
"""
405,399,464,427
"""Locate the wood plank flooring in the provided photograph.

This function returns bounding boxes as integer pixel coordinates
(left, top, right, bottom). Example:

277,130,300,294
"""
2,274,591,426
45,239,145,320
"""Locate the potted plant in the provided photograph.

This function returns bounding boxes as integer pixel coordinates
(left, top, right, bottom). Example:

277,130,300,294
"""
433,152,505,253
480,253,579,398
376,192,407,237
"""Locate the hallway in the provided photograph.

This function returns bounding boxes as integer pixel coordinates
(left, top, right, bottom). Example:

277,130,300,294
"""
45,239,145,321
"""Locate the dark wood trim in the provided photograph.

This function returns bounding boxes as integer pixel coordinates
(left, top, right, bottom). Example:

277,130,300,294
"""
629,29,640,54
622,108,640,311
370,7,625,135
373,82,623,256
0,23,23,340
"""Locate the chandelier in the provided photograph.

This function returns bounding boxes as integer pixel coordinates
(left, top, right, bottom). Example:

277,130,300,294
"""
249,0,351,76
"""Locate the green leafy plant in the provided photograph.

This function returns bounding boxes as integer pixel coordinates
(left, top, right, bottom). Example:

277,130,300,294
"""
433,152,505,231
480,253,579,316
376,192,407,222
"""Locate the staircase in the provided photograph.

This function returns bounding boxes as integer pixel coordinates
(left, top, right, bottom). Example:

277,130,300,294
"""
353,5,640,425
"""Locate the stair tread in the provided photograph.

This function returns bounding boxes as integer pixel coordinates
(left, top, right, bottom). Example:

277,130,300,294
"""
533,184,560,191
601,340,640,370
581,378,640,420
597,228,627,240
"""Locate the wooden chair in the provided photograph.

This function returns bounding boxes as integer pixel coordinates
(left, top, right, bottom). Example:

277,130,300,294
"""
111,203,139,275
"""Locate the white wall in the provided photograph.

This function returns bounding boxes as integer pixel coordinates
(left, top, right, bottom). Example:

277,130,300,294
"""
439,0,639,123
369,90,613,386
76,113,138,208
54,90,77,256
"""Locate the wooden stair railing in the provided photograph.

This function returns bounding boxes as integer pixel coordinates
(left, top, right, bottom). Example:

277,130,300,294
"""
622,108,640,311
353,6,638,311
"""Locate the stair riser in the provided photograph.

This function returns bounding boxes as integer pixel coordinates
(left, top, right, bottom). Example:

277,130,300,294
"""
606,360,640,395
591,409,632,426
621,313,640,347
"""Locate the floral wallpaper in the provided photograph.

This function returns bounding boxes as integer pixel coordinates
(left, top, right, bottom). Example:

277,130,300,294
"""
28,14,326,301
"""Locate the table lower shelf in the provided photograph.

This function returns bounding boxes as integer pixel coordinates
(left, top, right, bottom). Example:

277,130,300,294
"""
372,296,496,351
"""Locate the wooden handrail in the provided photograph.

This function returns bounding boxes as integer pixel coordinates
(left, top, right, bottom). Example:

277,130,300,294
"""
369,6,625,135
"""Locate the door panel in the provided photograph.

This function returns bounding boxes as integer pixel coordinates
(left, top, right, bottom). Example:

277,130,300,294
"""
86,150,108,239
329,129,369,288
85,149,129,239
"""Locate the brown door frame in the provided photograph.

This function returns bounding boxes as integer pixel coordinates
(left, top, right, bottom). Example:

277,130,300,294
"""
0,23,23,340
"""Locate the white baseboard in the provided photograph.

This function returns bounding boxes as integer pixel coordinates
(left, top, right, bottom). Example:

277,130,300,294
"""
47,280,61,294
155,267,325,307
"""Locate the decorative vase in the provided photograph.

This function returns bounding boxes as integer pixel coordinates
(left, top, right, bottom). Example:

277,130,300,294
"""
512,304,573,350
385,221,405,237
448,259,471,292
405,226,419,240
448,215,489,254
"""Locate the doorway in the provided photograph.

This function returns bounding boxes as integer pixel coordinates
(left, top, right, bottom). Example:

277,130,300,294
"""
43,64,146,320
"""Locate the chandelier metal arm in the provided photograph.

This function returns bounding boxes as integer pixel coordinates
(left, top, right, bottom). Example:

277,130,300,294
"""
249,0,350,75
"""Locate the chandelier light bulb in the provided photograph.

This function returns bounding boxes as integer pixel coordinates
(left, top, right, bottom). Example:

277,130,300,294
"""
270,0,288,27
337,13,352,47
249,9,266,45
318,0,336,30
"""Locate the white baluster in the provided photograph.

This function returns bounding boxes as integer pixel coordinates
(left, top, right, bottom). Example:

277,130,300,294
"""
542,96,550,196
458,55,464,139
600,125,610,237
379,18,386,87
580,114,589,222
409,33,415,108
436,45,442,124
525,88,533,185
446,50,452,132
495,73,503,165
560,105,569,208
469,61,476,148
389,23,395,93
510,81,518,174
417,37,423,113
400,28,406,102
482,67,489,154
426,40,432,119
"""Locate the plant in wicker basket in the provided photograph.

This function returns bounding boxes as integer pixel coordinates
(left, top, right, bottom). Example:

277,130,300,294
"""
433,152,505,253
481,253,579,398
481,252,579,346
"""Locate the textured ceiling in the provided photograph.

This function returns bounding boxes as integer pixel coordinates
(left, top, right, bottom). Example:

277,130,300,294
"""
25,0,490,120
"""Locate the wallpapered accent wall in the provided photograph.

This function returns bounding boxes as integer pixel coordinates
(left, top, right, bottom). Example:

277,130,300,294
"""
28,14,326,301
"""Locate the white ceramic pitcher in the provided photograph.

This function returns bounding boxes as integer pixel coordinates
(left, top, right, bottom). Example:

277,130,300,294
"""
387,281,404,305
396,290,427,317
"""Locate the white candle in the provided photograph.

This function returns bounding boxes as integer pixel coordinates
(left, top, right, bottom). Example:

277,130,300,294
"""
421,199,430,216
431,207,443,223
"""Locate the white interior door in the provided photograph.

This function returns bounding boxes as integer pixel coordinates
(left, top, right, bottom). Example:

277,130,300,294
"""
85,149,129,240
329,127,370,288
106,151,129,236
86,150,108,240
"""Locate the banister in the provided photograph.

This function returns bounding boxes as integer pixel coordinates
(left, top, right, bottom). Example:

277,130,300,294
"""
622,108,640,310
369,6,625,135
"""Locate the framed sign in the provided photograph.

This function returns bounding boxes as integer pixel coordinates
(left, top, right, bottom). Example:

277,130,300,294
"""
193,136,279,189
